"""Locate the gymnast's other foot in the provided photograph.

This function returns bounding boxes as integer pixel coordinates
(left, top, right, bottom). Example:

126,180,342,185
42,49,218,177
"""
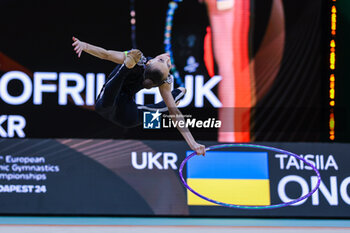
124,49,142,69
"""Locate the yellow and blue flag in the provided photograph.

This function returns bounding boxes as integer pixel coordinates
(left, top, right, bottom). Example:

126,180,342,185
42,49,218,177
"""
186,151,270,206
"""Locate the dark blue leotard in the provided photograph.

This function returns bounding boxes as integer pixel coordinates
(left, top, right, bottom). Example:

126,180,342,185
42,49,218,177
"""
95,58,184,128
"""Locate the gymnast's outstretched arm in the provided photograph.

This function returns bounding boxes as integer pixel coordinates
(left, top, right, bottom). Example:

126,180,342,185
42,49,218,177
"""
72,36,126,64
159,83,206,156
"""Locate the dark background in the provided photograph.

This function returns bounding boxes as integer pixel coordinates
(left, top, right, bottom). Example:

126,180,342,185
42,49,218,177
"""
335,1,350,142
0,0,331,142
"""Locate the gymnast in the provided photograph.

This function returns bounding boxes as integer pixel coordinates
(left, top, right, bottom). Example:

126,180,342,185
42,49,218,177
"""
72,37,205,155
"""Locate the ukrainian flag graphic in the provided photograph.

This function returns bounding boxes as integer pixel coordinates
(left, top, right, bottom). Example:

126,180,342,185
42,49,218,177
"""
186,151,270,206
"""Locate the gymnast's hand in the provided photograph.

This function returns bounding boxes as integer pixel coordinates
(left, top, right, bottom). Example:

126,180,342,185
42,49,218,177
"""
191,142,206,156
72,36,87,58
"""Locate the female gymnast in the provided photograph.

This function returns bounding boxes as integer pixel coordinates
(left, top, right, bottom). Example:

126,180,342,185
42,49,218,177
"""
72,37,205,156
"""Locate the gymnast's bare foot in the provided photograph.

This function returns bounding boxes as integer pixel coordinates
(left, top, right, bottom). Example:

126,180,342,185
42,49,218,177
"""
124,49,142,69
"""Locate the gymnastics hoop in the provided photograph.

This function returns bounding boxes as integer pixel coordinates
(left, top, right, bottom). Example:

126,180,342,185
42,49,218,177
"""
179,144,322,209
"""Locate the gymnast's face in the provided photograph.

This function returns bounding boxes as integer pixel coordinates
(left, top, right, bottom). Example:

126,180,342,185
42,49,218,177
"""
146,53,172,79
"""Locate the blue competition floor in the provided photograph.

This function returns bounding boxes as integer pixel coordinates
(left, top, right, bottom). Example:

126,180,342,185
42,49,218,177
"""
0,217,349,228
